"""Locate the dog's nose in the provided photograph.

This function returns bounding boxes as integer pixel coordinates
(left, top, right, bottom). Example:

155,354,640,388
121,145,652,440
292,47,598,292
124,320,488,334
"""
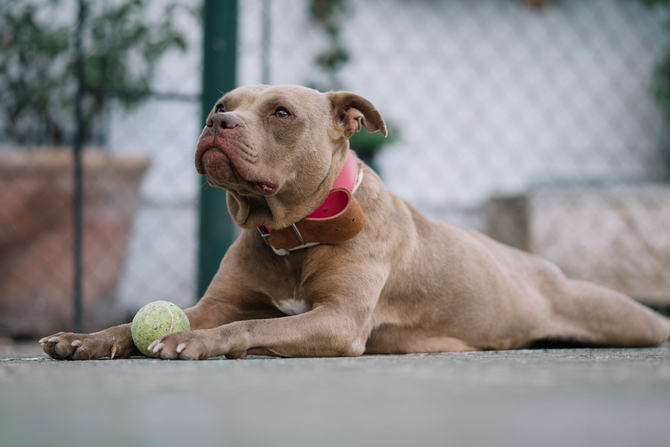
207,113,239,133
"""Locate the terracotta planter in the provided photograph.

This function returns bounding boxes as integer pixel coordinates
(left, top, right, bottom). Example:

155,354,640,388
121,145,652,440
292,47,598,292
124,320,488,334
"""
0,149,150,337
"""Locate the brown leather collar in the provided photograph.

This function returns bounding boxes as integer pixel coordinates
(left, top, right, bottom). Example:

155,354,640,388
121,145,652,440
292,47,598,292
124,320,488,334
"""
258,188,366,255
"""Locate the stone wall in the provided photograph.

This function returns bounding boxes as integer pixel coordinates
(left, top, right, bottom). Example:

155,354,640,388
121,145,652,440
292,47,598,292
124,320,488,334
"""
487,186,670,305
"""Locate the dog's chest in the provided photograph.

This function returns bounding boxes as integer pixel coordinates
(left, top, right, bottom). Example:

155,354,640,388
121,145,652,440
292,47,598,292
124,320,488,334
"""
273,292,312,316
266,255,312,316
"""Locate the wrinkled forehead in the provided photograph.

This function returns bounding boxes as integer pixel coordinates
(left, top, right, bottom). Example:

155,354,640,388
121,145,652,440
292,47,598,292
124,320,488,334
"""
220,85,328,115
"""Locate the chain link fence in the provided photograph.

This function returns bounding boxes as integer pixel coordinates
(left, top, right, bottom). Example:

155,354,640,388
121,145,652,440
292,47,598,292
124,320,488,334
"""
239,0,670,311
1,0,669,338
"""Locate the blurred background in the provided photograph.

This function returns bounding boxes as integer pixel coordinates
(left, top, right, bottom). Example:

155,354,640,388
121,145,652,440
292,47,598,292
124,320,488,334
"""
1,0,669,339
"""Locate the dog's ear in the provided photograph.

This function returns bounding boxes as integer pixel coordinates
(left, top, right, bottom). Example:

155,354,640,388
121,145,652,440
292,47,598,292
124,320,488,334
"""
327,91,388,139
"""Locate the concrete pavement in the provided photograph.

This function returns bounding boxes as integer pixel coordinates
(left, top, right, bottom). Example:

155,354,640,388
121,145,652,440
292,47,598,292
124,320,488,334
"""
1,341,670,447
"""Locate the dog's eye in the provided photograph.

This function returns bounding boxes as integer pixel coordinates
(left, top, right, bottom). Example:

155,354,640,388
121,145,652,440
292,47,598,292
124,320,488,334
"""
275,107,290,118
216,105,225,113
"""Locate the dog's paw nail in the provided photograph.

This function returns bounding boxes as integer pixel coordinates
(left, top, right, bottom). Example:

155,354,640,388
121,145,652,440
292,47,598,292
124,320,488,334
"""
48,337,59,343
152,342,164,354
39,337,48,343
110,346,119,359
176,343,186,353
71,340,82,347
148,341,157,351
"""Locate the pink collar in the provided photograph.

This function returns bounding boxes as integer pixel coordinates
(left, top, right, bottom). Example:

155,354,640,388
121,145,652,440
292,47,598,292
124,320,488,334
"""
306,150,359,219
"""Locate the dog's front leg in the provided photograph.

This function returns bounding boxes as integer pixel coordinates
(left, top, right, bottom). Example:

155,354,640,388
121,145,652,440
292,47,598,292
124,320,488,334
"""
148,305,368,360
149,266,386,360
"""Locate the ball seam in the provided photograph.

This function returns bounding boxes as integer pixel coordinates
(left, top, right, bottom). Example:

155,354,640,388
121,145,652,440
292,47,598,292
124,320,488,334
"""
159,301,175,333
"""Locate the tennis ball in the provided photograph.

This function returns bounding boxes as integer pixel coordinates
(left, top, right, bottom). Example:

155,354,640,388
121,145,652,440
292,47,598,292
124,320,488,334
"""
131,300,190,357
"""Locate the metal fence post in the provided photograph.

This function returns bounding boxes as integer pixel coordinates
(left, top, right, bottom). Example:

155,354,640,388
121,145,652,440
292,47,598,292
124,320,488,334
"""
72,0,86,333
197,0,238,299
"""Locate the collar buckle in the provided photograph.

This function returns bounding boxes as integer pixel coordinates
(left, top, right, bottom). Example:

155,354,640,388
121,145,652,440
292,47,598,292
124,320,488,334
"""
258,224,320,256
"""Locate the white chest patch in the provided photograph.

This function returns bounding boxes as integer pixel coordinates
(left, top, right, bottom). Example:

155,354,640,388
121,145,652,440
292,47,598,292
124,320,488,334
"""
274,298,312,316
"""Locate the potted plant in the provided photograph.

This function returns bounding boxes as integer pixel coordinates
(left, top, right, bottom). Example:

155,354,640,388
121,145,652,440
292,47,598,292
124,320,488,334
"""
0,0,188,337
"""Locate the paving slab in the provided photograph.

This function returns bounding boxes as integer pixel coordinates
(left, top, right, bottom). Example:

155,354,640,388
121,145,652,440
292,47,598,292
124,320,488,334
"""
2,342,670,447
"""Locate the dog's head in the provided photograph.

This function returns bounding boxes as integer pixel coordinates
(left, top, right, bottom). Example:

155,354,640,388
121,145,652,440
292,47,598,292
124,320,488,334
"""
195,85,386,230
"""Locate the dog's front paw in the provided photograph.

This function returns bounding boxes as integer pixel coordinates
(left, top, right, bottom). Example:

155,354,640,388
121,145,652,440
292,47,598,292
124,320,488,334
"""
148,329,244,360
40,325,137,360
147,330,208,360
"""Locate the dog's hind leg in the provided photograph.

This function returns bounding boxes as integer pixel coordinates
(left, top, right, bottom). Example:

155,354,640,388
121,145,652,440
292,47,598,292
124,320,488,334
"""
364,325,481,354
543,279,669,348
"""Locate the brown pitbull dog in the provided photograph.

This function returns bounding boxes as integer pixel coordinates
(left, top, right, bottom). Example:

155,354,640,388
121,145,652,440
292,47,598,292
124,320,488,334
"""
42,85,670,360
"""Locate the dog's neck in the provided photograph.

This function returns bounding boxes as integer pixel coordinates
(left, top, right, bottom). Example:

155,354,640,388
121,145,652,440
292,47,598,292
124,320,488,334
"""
305,150,360,218
257,150,365,255
226,146,355,230
258,150,360,232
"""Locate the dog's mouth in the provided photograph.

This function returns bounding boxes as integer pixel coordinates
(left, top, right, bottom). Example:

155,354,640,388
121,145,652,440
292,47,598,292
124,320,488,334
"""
197,144,277,196
254,180,278,194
